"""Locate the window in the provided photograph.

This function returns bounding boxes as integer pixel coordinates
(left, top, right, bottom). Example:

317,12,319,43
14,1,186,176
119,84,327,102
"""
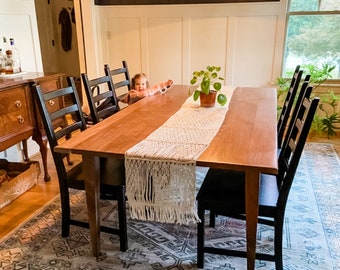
283,0,340,78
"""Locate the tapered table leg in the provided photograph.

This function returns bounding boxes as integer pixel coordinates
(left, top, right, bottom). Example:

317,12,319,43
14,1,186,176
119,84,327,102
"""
82,154,101,257
245,170,260,270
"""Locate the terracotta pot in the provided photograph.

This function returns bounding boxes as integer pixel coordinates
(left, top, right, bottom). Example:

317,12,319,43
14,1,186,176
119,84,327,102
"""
199,91,217,107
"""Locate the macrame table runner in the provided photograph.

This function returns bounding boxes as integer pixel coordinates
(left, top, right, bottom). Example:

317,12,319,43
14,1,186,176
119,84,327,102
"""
125,87,234,224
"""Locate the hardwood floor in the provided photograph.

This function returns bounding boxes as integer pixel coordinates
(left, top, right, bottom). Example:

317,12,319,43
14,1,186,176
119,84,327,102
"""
0,137,339,239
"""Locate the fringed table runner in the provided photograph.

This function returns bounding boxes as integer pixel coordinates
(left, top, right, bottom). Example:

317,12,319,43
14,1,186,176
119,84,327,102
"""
125,87,234,224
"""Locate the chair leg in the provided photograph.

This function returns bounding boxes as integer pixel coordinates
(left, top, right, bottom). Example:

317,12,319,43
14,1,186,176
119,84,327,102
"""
274,217,284,270
22,140,29,161
66,154,74,165
197,204,205,269
209,211,216,227
65,133,74,165
60,187,71,237
117,186,128,251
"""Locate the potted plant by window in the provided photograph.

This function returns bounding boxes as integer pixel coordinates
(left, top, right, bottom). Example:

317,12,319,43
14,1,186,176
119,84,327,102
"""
276,63,340,138
189,65,227,107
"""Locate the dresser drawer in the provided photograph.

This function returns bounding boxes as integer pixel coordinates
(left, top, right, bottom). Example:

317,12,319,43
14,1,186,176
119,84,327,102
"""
0,86,33,137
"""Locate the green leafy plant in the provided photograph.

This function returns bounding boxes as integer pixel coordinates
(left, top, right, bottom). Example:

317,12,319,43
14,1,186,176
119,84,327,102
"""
277,63,340,138
317,89,340,137
189,66,227,106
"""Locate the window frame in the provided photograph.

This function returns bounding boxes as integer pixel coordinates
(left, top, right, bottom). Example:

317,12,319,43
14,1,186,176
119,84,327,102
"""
283,1,340,80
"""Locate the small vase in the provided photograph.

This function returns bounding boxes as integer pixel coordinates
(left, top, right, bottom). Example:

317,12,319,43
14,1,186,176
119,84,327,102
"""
200,91,217,107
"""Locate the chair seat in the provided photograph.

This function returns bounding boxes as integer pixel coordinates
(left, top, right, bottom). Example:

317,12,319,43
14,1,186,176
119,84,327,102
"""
66,163,85,190
196,169,279,218
66,158,126,191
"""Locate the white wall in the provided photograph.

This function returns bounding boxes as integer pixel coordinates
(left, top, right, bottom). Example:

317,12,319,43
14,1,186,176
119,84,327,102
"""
0,0,43,73
79,0,288,99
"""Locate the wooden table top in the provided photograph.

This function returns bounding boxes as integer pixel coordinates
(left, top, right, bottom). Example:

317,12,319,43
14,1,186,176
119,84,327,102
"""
55,84,278,175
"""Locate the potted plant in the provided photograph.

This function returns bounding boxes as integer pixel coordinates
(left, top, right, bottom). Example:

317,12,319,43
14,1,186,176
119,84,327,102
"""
189,65,227,107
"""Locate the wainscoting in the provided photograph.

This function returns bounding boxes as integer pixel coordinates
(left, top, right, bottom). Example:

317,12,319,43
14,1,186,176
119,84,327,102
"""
79,1,288,99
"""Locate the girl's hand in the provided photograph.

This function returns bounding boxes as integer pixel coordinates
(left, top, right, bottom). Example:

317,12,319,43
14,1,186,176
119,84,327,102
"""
128,90,140,98
120,90,140,104
166,79,173,88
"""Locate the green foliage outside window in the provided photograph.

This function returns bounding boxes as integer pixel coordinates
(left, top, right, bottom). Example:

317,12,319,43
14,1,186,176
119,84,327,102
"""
277,63,340,138
283,0,340,78
281,1,340,137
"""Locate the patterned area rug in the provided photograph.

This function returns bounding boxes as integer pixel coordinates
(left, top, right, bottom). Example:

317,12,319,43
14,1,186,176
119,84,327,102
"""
0,143,339,269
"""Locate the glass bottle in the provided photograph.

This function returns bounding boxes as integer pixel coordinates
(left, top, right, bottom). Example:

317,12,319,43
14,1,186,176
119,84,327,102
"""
0,37,9,74
0,48,6,74
2,36,9,52
5,50,14,74
8,38,21,73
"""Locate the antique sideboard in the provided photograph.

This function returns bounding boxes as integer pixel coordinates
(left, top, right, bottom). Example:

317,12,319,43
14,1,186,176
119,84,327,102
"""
0,72,65,182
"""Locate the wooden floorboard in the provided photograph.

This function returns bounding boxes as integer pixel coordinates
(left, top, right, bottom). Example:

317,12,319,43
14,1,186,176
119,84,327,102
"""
0,136,339,239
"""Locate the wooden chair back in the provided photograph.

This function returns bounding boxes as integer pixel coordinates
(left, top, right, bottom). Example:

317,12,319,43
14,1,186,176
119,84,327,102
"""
33,76,86,185
277,65,303,148
279,78,311,152
277,95,319,210
81,71,120,125
104,61,131,101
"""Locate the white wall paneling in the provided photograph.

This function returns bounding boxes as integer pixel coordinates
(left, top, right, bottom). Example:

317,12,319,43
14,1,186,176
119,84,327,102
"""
79,1,288,103
228,15,278,86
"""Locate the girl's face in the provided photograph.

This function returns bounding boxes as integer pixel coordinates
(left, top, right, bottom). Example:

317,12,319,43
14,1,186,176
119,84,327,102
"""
134,77,148,91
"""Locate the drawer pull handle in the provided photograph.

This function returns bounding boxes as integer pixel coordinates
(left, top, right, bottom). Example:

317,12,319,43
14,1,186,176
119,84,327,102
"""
17,115,25,124
15,100,22,108
49,100,55,106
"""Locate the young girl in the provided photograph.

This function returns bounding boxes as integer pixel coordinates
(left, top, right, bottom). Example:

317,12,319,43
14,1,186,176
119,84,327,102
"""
121,73,173,104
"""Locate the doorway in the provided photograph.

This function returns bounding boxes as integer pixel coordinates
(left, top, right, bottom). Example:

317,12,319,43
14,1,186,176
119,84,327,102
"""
34,0,80,84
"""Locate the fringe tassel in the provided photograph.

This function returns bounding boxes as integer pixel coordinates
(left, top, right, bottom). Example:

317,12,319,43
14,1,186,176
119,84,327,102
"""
125,158,199,225
129,204,200,225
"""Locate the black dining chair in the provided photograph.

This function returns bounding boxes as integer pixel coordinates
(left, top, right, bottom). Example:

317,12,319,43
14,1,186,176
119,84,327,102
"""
278,77,311,155
104,61,131,102
196,91,319,269
81,70,120,125
277,65,303,149
33,76,128,251
277,75,311,155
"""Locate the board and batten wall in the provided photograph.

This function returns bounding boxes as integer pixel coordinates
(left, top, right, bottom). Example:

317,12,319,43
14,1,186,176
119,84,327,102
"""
78,0,288,99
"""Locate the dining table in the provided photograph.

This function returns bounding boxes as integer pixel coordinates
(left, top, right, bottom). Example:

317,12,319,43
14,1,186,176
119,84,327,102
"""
54,84,278,270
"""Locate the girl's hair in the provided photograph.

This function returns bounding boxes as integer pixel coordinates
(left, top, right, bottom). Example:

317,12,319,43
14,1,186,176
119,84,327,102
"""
131,73,150,89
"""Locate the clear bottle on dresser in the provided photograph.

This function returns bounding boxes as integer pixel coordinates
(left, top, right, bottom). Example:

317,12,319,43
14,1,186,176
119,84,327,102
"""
0,48,5,74
5,49,14,74
7,38,21,73
0,37,9,74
